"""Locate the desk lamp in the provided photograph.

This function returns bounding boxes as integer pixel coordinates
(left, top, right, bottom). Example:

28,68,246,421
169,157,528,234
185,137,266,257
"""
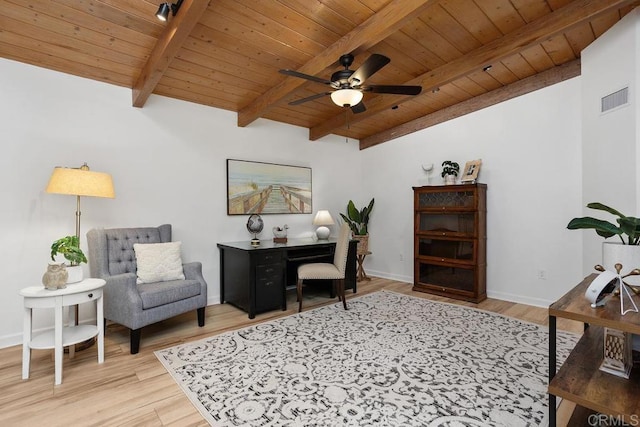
313,210,334,240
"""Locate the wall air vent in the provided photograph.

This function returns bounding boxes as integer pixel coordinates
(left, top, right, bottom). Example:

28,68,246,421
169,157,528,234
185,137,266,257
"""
601,87,629,113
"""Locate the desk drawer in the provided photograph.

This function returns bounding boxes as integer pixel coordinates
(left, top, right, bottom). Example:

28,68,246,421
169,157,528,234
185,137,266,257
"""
257,264,281,279
255,265,283,312
255,251,282,265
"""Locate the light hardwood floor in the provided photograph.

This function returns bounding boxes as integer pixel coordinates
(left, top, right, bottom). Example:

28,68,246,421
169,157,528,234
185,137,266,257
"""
1,277,581,426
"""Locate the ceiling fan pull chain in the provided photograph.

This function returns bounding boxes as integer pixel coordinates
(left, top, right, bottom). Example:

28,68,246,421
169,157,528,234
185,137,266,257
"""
345,109,349,143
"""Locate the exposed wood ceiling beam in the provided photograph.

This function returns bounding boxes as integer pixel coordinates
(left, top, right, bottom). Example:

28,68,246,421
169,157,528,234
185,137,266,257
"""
132,0,210,108
360,59,582,149
236,0,438,128
310,0,636,142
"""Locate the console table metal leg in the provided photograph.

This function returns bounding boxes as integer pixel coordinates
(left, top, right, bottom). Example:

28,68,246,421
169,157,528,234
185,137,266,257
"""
548,315,557,427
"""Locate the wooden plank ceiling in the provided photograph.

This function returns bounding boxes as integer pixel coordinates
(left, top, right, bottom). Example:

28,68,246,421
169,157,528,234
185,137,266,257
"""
1,0,638,149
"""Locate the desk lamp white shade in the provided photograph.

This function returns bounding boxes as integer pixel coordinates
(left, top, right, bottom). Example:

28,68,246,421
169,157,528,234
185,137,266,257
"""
46,163,115,244
313,210,335,240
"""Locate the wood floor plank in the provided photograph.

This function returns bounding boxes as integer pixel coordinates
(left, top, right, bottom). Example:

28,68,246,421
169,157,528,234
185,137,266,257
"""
1,277,578,425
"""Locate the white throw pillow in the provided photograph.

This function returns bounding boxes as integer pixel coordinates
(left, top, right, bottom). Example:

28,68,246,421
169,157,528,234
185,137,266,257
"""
133,242,185,284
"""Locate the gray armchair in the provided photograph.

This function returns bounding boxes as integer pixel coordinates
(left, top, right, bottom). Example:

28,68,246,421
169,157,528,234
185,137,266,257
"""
86,224,207,354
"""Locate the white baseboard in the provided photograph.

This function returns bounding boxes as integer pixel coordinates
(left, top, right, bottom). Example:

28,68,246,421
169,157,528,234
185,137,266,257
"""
366,270,554,308
0,332,22,349
486,290,553,308
364,269,413,284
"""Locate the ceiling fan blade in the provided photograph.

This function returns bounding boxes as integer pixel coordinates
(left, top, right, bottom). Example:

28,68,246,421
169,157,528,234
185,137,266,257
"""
288,92,331,106
351,102,366,114
348,54,390,85
364,85,422,95
279,69,331,85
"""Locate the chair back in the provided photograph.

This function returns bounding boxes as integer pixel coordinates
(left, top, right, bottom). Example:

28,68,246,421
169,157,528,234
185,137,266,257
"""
333,223,351,276
87,224,172,278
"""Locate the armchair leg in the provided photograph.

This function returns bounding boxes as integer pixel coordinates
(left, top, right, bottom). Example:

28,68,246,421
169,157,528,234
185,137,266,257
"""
197,307,205,327
130,328,141,355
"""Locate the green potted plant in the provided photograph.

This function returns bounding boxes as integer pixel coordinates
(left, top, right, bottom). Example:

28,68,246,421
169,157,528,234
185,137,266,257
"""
441,161,459,185
567,202,640,283
50,235,87,283
340,198,374,254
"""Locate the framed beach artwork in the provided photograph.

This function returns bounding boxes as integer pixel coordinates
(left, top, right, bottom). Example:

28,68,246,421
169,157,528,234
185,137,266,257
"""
227,159,312,215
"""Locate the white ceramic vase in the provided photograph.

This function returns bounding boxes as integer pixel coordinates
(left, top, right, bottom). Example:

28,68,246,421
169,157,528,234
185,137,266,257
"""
444,175,456,185
65,265,83,284
602,242,640,286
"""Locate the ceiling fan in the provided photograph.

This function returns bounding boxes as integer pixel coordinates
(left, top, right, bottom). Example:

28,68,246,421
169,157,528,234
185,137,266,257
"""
280,53,422,113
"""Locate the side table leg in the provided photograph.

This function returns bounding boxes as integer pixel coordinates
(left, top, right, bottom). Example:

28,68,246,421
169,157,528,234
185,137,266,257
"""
22,307,32,380
97,294,104,364
54,299,63,385
67,305,75,359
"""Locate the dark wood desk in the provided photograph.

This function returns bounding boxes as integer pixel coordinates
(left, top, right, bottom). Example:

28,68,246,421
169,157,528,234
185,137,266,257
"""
548,274,640,426
218,238,357,318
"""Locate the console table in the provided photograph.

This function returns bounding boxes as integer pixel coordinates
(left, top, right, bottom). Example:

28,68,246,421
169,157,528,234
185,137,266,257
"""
21,278,105,385
548,274,640,426
218,238,357,318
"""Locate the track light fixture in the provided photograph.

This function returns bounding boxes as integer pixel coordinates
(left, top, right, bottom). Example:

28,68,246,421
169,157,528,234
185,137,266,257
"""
156,0,183,21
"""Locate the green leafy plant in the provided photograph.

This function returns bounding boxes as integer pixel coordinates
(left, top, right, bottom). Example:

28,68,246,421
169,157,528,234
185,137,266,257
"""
340,198,375,235
50,235,87,266
567,202,640,245
441,161,460,178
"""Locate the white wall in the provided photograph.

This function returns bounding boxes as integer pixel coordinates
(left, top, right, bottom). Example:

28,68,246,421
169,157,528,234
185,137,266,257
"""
0,58,362,347
581,8,639,274
360,78,584,307
0,49,592,347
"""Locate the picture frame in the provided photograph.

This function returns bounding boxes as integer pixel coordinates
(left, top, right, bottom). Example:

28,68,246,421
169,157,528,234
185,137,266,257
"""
227,159,312,215
461,159,482,183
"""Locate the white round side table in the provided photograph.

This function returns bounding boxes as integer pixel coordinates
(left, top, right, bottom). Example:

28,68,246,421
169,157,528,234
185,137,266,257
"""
20,278,106,385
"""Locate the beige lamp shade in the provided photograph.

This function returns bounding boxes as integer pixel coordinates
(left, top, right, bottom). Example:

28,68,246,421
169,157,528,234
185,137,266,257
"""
46,164,115,198
313,210,334,240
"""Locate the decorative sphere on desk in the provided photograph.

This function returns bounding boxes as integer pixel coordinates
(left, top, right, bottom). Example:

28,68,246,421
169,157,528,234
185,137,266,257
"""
247,214,264,247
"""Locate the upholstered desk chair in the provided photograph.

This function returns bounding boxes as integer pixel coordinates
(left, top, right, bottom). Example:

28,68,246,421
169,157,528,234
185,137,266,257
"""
86,224,207,354
297,223,350,312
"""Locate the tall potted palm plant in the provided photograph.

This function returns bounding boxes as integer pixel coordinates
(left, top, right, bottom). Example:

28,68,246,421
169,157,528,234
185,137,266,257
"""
340,198,374,254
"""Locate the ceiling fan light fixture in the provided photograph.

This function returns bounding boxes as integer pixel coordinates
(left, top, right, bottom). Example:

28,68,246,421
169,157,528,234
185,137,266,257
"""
331,89,363,107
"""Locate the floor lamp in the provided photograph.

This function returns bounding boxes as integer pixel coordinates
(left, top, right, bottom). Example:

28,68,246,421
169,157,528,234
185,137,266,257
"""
46,162,115,350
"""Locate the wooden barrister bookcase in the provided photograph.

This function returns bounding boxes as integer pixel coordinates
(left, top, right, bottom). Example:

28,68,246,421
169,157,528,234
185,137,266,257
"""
413,184,487,303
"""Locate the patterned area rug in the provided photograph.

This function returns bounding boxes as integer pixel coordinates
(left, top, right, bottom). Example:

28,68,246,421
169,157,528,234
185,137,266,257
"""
155,291,578,426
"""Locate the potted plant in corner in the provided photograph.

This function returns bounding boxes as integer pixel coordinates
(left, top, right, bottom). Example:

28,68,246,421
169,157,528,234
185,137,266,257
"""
51,235,87,284
441,161,459,185
340,198,375,254
567,202,640,285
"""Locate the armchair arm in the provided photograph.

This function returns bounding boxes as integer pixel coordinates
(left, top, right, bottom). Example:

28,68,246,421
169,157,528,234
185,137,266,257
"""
102,272,143,325
183,262,208,296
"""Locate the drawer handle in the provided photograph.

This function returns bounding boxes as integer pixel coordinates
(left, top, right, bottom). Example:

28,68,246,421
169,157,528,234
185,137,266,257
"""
265,268,274,273
88,293,93,298
265,281,273,287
